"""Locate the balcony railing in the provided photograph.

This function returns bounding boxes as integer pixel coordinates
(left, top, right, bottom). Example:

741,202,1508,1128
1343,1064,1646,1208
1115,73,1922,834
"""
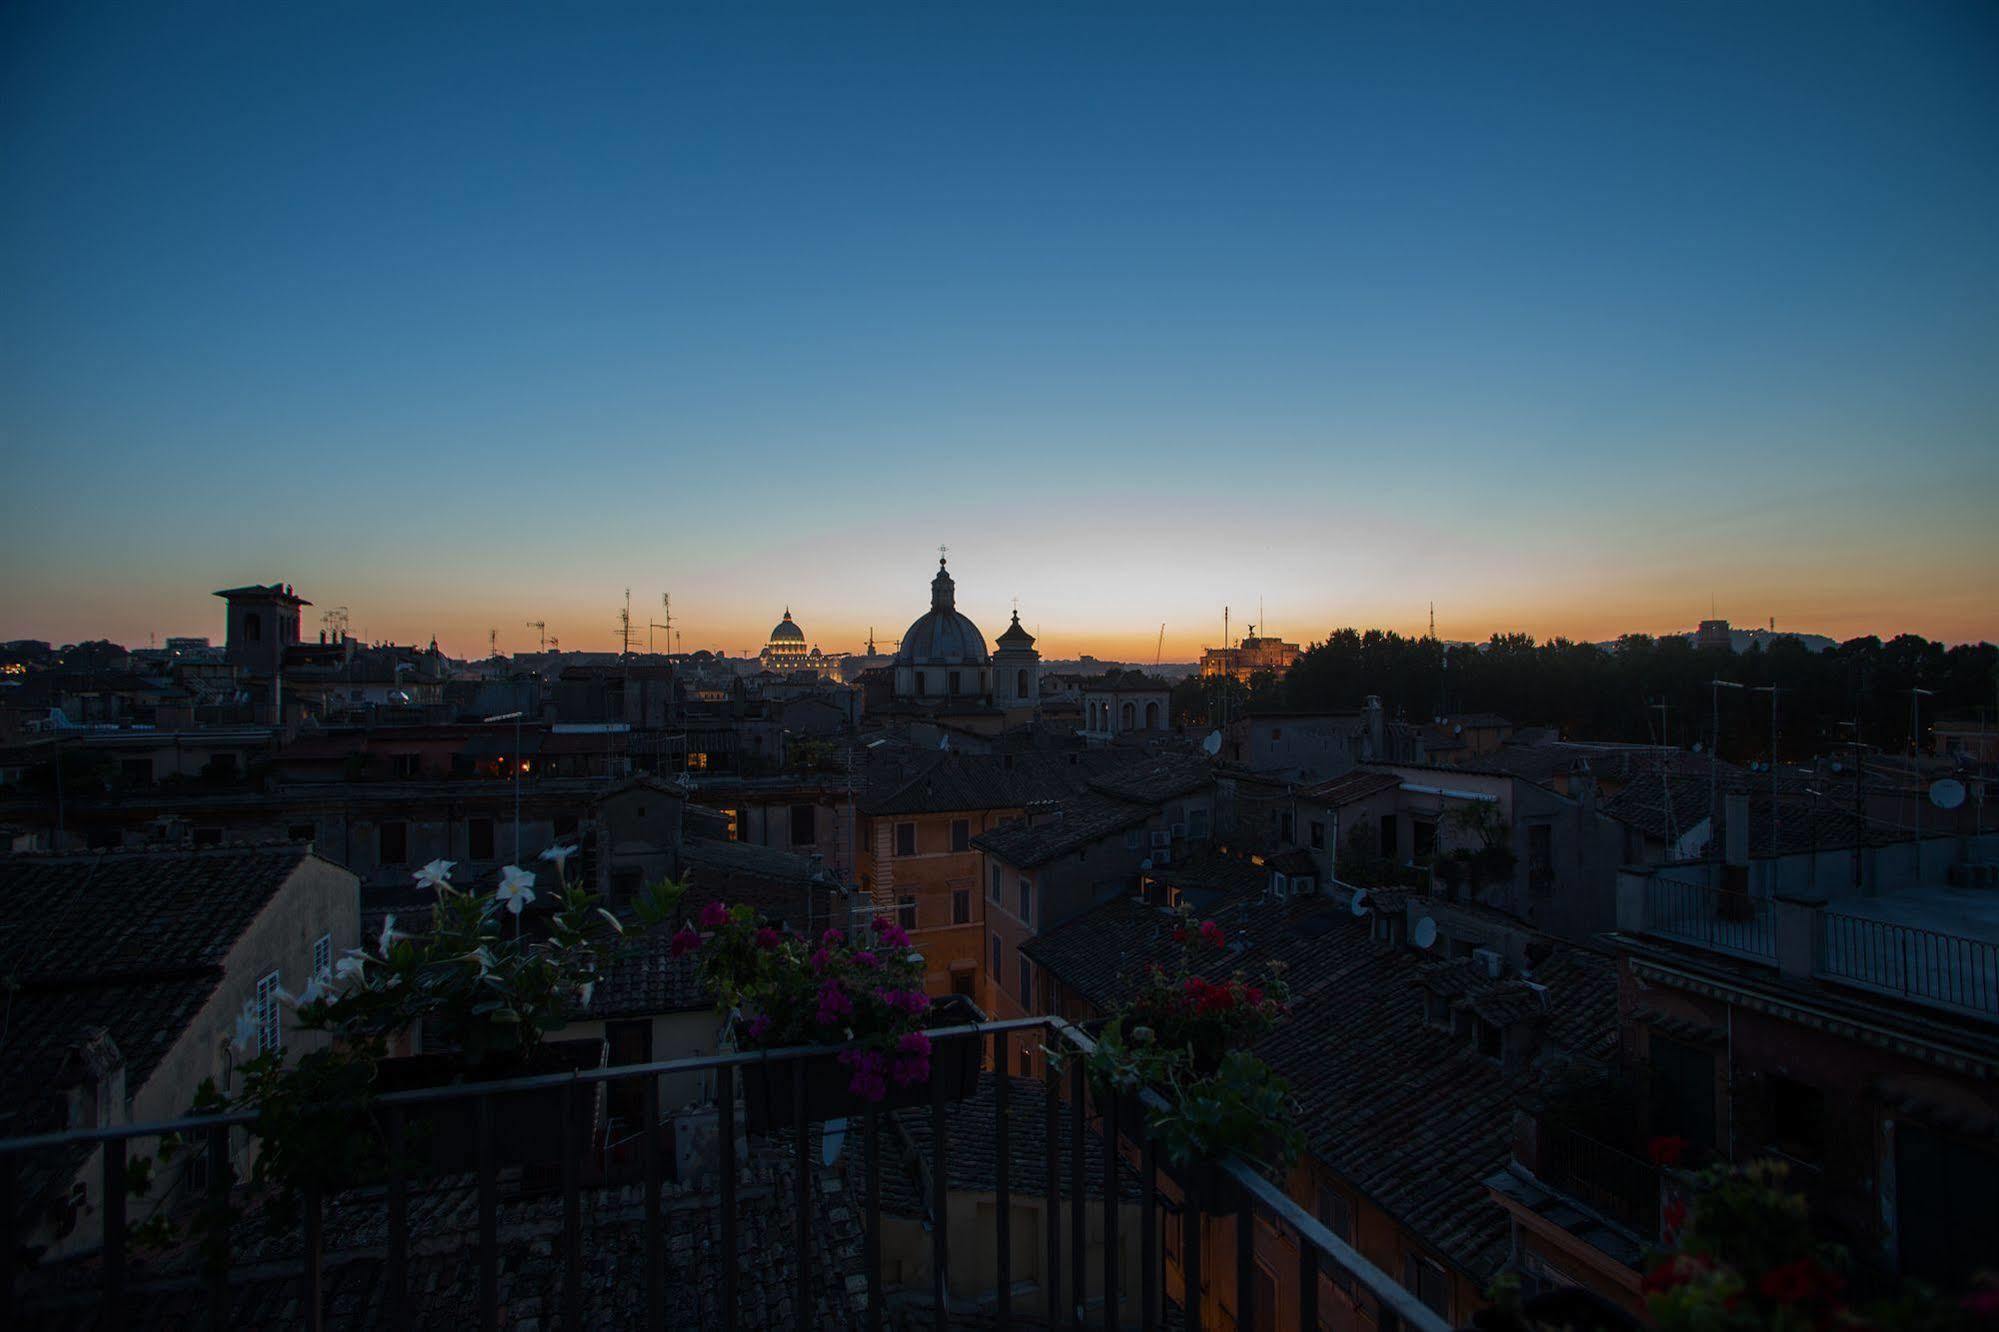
1541,1128,1661,1239
1641,878,1775,962
0,1015,1449,1332
1820,912,1999,1019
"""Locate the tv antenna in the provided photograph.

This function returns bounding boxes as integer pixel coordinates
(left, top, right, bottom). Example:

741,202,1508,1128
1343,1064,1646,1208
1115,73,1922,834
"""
525,620,547,651
488,627,499,660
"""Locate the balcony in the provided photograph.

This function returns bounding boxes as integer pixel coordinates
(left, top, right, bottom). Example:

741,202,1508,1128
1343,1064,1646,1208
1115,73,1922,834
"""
1821,903,1999,1020
1,1016,1449,1331
1638,877,1775,962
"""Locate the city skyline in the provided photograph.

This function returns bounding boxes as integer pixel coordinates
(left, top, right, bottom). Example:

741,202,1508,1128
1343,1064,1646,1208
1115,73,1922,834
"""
4,3,1997,656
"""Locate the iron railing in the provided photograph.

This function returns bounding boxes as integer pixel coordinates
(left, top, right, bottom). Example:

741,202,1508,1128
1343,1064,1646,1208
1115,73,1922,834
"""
0,1015,1449,1332
1541,1128,1660,1239
1642,877,1775,961
1820,912,1999,1018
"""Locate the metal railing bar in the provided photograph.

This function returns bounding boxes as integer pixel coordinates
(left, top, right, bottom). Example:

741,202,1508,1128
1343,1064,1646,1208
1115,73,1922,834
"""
931,1070,949,1332
0,1018,1083,1160
478,1098,497,1331
645,1075,663,1332
993,1031,1011,1332
205,1122,230,1332
792,1060,809,1332
102,1137,125,1327
1140,1133,1158,1332
1068,1056,1085,1325
1234,1189,1253,1332
1102,1087,1119,1332
718,1066,737,1332
1215,1160,1451,1332
865,1106,882,1332
562,1084,583,1331
1044,1052,1062,1326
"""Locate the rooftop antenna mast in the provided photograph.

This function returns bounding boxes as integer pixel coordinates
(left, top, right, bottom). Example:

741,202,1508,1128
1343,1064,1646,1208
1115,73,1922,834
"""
489,627,499,661
617,588,633,657
1429,602,1436,639
525,620,547,651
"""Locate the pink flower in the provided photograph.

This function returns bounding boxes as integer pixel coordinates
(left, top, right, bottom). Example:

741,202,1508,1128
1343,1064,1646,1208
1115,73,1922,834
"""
1199,920,1227,948
746,1015,772,1042
853,950,880,969
875,919,911,949
822,927,845,945
891,1053,931,1088
754,926,782,951
840,1048,890,1101
809,946,832,971
669,926,702,957
815,980,855,1026
699,901,730,929
897,1031,932,1058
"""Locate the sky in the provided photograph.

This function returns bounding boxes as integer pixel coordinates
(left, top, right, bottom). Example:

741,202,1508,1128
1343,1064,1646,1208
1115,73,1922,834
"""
2,2,1995,662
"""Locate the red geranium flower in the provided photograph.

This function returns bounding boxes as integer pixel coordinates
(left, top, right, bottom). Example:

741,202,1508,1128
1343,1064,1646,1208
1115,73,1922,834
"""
1647,1135,1689,1167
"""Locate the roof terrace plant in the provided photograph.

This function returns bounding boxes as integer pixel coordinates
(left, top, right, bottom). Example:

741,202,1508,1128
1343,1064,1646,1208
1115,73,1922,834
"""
1074,906,1302,1174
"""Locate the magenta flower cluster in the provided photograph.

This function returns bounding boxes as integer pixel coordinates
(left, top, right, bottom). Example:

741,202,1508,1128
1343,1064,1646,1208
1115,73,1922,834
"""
698,900,730,929
815,979,855,1026
872,986,930,1016
872,915,910,949
838,1031,934,1100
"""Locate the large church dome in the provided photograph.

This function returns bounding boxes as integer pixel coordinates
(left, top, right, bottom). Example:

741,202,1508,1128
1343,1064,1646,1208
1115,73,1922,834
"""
894,558,989,665
769,609,805,643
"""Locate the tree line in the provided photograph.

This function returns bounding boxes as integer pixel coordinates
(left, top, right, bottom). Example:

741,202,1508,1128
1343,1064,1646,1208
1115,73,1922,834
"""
1173,630,1998,764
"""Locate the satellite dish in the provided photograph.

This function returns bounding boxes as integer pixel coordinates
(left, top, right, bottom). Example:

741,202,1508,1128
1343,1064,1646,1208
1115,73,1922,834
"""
1930,778,1967,811
1349,888,1369,918
1202,730,1222,756
1412,917,1438,950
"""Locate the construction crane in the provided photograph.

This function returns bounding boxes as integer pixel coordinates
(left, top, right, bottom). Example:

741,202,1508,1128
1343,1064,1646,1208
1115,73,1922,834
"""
1154,623,1165,668
525,620,547,651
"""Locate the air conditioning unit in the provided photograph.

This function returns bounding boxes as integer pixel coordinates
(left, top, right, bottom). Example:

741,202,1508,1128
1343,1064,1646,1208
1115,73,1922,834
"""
1472,947,1504,979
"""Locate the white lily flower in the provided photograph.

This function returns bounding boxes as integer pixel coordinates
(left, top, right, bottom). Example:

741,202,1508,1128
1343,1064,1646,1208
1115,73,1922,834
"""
231,999,260,1055
294,972,327,1007
538,844,577,865
495,865,537,916
413,859,456,892
596,908,625,935
466,945,497,977
333,952,370,985
378,914,401,959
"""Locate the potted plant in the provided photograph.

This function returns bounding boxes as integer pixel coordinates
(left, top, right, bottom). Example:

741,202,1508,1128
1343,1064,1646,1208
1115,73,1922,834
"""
1074,911,1302,1202
685,904,984,1130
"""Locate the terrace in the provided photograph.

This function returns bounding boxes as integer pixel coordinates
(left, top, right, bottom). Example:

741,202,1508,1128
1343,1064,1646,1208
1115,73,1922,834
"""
1,1015,1450,1331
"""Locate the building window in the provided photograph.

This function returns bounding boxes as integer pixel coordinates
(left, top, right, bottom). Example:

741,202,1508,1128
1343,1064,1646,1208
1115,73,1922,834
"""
790,803,816,846
391,753,421,778
468,818,495,861
1018,955,1032,1007
1309,820,1325,851
312,934,332,979
898,896,918,931
951,818,970,852
256,971,283,1056
1768,1076,1825,1163
1278,810,1295,843
244,612,262,642
992,932,1003,976
1187,807,1209,839
951,970,976,998
1649,1033,1717,1153
1528,824,1554,895
948,670,962,694
1015,668,1028,696
990,863,1002,901
378,821,408,866
1018,877,1032,925
895,822,917,857
952,888,971,925
1424,990,1451,1029
1401,1254,1449,1319
1412,819,1437,862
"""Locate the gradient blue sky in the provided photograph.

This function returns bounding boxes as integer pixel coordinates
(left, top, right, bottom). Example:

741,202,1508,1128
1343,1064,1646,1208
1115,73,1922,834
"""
3,2,1995,659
